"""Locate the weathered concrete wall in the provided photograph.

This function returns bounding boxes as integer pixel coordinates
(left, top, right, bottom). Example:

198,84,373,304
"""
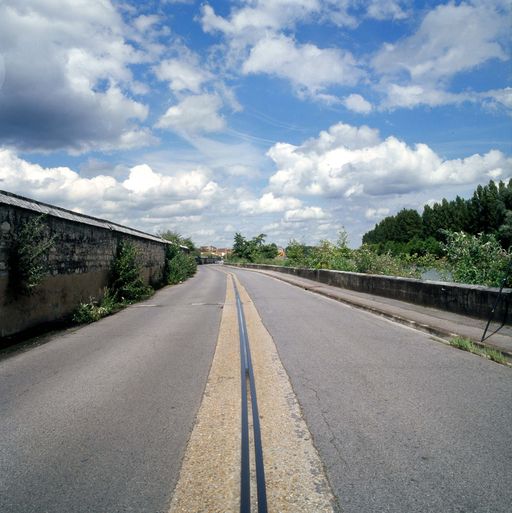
0,191,169,338
235,264,511,323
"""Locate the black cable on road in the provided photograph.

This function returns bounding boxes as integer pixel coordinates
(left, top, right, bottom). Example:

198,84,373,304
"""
234,278,268,513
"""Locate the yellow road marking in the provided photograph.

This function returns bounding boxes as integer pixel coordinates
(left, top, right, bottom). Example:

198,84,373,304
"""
169,273,336,512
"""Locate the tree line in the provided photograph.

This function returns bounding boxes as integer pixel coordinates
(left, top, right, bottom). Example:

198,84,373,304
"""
362,179,512,254
228,180,512,287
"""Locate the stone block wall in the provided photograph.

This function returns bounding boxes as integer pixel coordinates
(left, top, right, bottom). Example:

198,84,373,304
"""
0,191,169,338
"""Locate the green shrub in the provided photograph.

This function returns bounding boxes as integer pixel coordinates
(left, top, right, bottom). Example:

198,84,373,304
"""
72,288,118,324
110,241,152,301
301,231,354,271
72,242,153,324
352,245,377,274
441,231,511,287
100,287,118,311
165,249,197,284
350,246,417,278
285,239,308,267
10,215,55,295
72,300,109,324
308,240,337,269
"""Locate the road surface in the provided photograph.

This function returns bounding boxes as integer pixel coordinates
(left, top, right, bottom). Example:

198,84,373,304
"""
1,265,511,512
0,266,225,513
228,267,512,513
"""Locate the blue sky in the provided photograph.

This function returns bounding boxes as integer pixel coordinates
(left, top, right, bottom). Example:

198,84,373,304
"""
0,0,510,247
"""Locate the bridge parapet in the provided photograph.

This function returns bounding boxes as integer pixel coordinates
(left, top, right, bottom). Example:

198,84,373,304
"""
233,263,511,323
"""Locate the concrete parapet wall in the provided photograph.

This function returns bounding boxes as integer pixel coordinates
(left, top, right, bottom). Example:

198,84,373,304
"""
235,264,511,323
0,191,169,338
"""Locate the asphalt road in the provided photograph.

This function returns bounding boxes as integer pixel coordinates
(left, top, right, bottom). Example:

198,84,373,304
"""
0,266,225,513
229,267,512,513
2,265,511,513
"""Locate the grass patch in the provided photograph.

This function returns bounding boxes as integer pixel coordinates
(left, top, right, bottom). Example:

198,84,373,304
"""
450,336,476,352
485,348,508,365
449,337,507,365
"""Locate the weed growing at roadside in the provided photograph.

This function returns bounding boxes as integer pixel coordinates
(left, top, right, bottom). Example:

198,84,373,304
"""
73,241,152,324
450,336,475,352
449,337,507,365
110,241,152,302
165,244,197,284
72,288,118,324
484,348,507,365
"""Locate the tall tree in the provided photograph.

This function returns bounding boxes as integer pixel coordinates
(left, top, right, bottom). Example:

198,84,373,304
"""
232,232,250,259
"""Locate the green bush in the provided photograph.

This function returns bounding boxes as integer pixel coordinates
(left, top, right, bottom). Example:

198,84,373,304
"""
72,242,154,324
72,301,103,324
165,245,197,284
72,288,118,324
285,239,309,266
10,215,55,295
441,231,511,287
352,246,419,278
110,241,152,301
231,232,280,262
285,231,354,271
352,245,377,274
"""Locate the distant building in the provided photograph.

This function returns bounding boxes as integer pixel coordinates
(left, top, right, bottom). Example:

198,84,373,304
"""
216,248,232,258
199,245,232,258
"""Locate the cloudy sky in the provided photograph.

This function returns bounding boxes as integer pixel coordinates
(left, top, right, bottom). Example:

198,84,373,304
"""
0,0,510,247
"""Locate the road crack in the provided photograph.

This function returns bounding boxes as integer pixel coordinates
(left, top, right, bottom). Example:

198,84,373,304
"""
301,374,348,468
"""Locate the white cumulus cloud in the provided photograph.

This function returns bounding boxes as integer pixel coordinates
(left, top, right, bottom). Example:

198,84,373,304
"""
0,0,156,152
242,34,362,99
0,148,221,230
366,0,409,20
284,206,327,222
201,1,322,39
239,192,302,214
267,122,512,197
343,94,373,114
154,58,212,94
373,2,510,109
156,94,226,135
365,207,390,220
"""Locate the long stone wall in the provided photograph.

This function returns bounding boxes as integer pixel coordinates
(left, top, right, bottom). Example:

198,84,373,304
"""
235,264,511,323
0,191,169,338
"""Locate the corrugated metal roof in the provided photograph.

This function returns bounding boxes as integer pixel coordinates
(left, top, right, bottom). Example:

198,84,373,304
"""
0,190,171,245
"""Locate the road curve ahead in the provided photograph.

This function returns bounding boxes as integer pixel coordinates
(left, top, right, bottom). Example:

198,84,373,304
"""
228,267,512,513
0,266,225,513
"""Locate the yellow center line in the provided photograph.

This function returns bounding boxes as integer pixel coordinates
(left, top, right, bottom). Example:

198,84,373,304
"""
169,272,336,512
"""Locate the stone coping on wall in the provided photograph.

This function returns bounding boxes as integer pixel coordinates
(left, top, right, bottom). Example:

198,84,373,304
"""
0,189,170,245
